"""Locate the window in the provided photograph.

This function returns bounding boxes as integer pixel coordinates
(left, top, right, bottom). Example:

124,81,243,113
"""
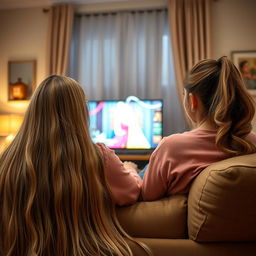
69,9,185,135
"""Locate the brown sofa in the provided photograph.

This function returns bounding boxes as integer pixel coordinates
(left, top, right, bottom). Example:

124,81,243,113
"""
116,153,256,256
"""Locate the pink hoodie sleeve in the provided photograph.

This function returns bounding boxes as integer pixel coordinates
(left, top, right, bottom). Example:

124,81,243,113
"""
97,143,142,206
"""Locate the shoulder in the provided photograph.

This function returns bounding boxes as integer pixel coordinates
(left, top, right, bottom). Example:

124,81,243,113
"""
152,129,214,158
158,130,196,148
96,142,115,156
152,130,195,157
166,131,194,142
95,143,119,165
96,142,108,154
246,132,256,143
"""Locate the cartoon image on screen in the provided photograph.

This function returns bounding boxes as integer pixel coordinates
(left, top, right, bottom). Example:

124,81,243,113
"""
88,96,163,149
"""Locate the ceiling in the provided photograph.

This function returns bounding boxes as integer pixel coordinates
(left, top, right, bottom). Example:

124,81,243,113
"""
0,0,137,9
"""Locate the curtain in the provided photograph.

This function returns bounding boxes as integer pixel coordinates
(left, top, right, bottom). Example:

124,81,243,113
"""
48,4,74,75
69,10,186,135
168,0,211,102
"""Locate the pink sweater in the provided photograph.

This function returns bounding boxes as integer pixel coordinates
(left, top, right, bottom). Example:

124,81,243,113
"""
142,129,256,201
97,143,142,206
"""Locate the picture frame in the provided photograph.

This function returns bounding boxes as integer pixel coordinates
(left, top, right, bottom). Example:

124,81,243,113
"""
8,60,36,101
231,51,256,94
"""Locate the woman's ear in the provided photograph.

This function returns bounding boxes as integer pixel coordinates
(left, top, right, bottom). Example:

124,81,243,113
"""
188,93,198,112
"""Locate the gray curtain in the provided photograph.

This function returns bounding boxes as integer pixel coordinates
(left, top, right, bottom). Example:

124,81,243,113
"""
69,10,186,135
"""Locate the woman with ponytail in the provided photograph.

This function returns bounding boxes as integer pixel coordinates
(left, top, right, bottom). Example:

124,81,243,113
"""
141,56,256,201
0,75,149,256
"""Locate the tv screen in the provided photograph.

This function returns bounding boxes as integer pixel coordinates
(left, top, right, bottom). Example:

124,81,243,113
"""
88,96,163,151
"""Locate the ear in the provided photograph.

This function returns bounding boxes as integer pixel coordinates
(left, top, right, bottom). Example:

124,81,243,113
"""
188,93,198,112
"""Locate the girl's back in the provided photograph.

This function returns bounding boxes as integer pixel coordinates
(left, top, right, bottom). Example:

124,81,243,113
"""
142,56,256,201
142,129,256,200
0,75,139,256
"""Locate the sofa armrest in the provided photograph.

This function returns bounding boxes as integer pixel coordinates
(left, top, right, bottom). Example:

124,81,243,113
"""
188,153,256,242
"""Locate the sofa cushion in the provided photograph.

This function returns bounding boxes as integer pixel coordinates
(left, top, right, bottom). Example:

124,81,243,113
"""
134,238,256,256
116,194,187,238
188,153,256,242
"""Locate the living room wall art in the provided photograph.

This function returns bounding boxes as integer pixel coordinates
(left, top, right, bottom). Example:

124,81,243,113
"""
231,51,256,92
8,60,36,101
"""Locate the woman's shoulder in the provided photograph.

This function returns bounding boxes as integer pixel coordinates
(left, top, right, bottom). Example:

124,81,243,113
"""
95,142,116,161
153,130,197,154
96,142,107,152
161,129,204,145
155,129,216,155
246,131,256,143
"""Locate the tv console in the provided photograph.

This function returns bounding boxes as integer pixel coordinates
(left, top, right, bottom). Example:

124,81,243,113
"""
117,154,151,161
117,153,151,170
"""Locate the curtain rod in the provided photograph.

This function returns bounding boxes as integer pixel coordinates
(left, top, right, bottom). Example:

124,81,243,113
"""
75,8,167,17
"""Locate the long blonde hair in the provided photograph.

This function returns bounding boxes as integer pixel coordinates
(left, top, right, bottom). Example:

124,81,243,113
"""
0,76,144,255
185,56,256,156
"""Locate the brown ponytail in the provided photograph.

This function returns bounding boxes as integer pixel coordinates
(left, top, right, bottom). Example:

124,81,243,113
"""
185,56,256,156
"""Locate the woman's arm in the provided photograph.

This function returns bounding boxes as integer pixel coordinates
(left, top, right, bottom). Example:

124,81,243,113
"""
97,143,142,206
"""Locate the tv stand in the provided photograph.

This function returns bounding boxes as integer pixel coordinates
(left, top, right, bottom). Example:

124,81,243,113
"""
117,154,151,170
118,154,151,161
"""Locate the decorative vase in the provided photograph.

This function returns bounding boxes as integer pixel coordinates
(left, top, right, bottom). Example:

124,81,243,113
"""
10,77,28,100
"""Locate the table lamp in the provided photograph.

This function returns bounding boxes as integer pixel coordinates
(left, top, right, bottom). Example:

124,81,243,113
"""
0,114,24,151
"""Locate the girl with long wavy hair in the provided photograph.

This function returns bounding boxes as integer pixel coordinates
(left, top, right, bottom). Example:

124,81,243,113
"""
141,56,256,200
0,75,149,256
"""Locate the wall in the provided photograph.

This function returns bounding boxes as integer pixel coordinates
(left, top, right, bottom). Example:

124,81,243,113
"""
0,7,49,114
211,0,256,132
211,0,256,58
0,0,166,115
0,0,256,115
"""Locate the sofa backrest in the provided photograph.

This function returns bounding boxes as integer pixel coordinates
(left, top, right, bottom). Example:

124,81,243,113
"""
188,153,256,242
116,194,187,239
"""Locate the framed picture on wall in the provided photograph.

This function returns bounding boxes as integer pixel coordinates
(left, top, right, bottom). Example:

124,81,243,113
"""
8,60,36,101
231,51,256,94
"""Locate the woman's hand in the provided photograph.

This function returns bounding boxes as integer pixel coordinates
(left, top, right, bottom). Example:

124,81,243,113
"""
123,161,140,173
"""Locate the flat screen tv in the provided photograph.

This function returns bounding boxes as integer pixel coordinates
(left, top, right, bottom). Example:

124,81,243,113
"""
87,96,163,154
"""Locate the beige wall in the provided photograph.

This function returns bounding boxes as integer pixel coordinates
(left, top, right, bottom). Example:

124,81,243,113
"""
211,0,256,132
0,0,255,116
0,7,49,114
0,1,165,114
211,0,256,59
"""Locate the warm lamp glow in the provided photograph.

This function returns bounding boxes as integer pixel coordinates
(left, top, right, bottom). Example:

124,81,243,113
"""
6,134,15,142
0,115,24,136
0,115,24,152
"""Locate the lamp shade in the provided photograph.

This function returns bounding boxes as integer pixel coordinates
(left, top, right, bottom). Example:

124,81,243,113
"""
0,115,24,136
